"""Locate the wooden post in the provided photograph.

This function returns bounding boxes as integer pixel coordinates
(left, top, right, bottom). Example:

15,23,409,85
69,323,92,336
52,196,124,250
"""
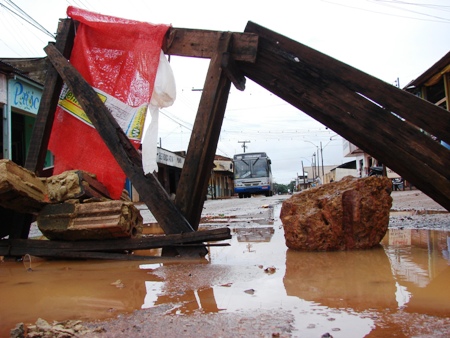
25,19,75,174
174,33,233,229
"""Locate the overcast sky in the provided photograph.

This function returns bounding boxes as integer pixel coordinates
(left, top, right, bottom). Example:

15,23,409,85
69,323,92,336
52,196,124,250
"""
1,0,448,183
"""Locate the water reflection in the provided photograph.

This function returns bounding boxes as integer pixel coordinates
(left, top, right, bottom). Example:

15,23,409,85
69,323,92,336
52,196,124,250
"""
381,229,450,316
284,246,398,311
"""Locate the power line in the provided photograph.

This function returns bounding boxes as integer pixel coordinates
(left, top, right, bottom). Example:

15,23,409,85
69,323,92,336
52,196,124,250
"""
1,0,56,39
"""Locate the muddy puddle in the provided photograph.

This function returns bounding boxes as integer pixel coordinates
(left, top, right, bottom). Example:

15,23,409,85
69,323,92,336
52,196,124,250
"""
1,203,450,337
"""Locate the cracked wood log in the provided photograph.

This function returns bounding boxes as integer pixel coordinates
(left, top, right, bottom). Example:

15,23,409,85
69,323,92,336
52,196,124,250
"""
0,160,47,214
37,200,142,241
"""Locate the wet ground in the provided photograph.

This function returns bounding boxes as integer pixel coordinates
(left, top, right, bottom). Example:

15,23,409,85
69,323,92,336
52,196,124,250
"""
1,193,450,337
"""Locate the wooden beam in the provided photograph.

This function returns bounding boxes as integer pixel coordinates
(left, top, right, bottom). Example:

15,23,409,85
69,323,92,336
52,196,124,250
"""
24,19,75,174
222,52,246,91
43,44,198,238
164,28,258,63
0,227,231,257
239,22,450,210
174,33,233,229
243,21,450,146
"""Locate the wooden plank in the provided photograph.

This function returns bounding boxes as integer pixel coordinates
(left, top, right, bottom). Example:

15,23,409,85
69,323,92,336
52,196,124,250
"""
43,44,197,239
239,22,450,210
164,28,258,63
24,19,75,174
243,21,450,145
0,228,231,256
175,33,233,229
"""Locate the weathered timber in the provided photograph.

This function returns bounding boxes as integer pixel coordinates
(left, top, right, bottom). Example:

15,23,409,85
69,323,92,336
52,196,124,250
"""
243,22,450,145
221,52,246,91
0,159,47,214
44,43,196,236
240,21,450,211
25,19,75,174
46,170,111,202
175,33,233,229
0,228,231,257
164,28,258,63
37,200,142,240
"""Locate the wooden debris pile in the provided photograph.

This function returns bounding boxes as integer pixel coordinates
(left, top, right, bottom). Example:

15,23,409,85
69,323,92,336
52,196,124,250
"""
0,159,231,260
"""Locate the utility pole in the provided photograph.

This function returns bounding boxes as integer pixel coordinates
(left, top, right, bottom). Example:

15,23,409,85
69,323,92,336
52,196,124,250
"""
238,140,250,153
320,141,324,178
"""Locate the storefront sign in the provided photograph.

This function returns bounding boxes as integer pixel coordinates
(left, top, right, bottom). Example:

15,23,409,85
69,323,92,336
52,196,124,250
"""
157,148,184,169
8,78,42,115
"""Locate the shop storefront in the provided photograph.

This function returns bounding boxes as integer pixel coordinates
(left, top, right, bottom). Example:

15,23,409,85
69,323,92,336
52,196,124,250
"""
0,71,52,168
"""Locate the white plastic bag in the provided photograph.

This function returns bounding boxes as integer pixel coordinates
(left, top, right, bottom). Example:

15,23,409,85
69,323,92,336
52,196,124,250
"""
142,50,176,174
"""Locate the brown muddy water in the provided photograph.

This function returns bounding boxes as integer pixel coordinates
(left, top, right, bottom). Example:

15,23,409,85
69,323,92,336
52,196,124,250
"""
1,203,450,337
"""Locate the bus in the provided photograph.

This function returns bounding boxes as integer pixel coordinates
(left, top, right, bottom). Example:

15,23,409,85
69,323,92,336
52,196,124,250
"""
233,152,273,198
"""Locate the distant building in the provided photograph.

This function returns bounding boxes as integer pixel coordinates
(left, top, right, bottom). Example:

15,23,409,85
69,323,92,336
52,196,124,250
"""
0,58,53,169
208,155,234,199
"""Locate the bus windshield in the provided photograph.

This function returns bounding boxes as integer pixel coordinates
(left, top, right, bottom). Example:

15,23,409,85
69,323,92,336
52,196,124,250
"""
234,155,269,179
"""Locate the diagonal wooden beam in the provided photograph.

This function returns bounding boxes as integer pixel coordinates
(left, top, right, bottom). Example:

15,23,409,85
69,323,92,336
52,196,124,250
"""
244,21,450,145
174,33,234,229
240,21,450,211
44,43,199,238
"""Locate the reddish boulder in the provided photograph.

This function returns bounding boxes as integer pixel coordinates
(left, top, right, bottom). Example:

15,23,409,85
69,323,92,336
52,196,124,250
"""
280,176,392,251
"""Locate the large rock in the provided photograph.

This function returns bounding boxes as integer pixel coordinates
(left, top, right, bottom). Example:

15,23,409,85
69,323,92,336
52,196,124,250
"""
280,176,392,251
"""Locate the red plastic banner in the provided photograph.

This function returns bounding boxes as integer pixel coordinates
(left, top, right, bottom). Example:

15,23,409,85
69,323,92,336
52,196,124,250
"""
49,7,170,199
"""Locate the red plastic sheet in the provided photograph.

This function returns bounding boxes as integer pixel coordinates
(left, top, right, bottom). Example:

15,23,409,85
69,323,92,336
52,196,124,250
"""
49,6,170,199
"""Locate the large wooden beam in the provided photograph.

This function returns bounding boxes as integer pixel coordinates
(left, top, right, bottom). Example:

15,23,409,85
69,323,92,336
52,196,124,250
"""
24,19,75,174
240,21,450,211
0,227,231,257
164,28,258,63
175,33,233,229
44,44,198,238
243,22,450,145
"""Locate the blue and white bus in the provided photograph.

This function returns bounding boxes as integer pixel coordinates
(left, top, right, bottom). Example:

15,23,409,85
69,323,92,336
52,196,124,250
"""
233,152,273,198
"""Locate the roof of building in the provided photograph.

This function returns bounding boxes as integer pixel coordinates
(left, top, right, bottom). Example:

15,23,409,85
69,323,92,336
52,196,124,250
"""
0,57,47,85
404,50,450,89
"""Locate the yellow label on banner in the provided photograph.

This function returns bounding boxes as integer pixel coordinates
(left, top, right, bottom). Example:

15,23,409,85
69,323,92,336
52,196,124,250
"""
58,87,107,125
58,85,148,141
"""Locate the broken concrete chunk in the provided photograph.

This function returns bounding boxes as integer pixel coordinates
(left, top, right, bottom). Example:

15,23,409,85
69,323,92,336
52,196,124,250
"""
280,176,392,251
37,200,143,240
0,159,47,214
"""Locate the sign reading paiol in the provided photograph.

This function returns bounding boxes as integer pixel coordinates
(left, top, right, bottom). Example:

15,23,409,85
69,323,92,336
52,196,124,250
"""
8,78,42,115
